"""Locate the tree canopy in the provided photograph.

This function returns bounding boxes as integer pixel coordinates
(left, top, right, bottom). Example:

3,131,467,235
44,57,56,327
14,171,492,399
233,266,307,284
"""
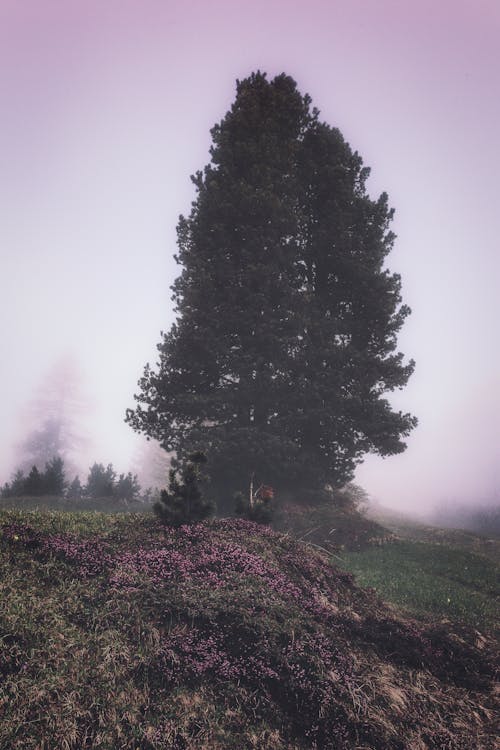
126,72,416,505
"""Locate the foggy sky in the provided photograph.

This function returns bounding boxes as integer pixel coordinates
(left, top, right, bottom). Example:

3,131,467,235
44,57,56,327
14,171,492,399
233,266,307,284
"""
1,0,499,513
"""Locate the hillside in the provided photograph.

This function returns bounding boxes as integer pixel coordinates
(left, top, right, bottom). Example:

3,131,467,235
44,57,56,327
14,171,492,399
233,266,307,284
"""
1,510,498,749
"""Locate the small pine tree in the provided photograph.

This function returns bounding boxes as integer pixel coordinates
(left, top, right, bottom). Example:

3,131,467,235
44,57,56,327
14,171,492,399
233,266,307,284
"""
154,452,214,526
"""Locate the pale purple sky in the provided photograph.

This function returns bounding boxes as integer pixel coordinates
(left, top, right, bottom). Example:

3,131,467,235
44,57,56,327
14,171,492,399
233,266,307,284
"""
0,0,498,512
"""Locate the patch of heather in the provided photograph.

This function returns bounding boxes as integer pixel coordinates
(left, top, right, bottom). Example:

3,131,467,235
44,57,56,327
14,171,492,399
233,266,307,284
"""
107,524,359,630
151,622,354,748
2,521,43,548
209,517,279,537
1,510,498,749
2,514,497,744
42,534,114,576
2,521,113,577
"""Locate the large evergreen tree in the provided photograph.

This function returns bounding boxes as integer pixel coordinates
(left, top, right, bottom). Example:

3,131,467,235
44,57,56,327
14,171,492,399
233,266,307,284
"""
126,72,416,505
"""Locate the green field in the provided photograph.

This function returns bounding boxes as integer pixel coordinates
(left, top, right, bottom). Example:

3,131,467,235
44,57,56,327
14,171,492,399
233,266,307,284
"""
339,540,499,632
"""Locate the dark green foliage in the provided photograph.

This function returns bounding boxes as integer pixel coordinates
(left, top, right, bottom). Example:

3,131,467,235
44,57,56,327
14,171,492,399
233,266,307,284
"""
85,462,116,499
126,71,416,501
154,453,214,526
0,460,144,508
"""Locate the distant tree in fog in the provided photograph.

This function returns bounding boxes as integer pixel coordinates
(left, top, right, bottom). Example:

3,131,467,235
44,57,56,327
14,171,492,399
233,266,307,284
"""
86,462,116,499
24,466,43,496
66,475,84,500
17,358,90,475
115,472,141,501
1,469,26,498
131,438,171,491
127,72,416,507
43,456,66,495
1,456,66,497
21,419,63,472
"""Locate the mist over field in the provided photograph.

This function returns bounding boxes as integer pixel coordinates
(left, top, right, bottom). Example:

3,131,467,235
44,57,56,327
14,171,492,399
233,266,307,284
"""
1,0,499,523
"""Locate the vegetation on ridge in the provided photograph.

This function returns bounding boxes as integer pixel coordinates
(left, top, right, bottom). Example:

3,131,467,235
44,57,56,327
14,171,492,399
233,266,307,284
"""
1,509,497,749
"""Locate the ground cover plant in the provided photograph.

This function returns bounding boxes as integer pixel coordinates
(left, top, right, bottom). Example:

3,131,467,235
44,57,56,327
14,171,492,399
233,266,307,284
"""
1,509,498,749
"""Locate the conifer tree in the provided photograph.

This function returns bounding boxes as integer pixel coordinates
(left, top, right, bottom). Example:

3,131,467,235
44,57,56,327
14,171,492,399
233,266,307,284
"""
43,456,66,496
126,72,416,505
67,475,84,500
115,472,141,502
86,463,116,499
154,453,214,526
25,465,43,496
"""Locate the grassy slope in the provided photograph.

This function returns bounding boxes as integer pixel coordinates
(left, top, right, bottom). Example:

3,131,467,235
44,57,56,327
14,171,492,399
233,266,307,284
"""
278,502,499,632
1,509,498,750
337,507,499,632
367,505,500,558
340,541,498,632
